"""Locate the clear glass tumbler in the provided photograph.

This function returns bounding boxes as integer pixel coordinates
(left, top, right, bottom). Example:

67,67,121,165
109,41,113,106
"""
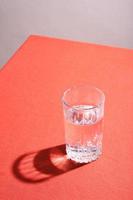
62,85,105,163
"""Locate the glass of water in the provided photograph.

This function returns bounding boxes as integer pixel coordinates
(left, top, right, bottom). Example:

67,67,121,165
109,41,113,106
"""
62,85,105,163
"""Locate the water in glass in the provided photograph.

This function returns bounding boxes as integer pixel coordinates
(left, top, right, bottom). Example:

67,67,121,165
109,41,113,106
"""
64,105,103,163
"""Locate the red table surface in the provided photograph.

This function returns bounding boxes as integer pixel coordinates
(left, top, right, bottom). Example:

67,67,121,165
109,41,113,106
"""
0,35,133,200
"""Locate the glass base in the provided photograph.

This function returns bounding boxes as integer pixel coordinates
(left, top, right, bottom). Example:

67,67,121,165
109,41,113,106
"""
66,144,102,163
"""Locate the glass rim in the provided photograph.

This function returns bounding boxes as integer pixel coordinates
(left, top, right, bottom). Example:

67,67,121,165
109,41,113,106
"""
62,85,105,110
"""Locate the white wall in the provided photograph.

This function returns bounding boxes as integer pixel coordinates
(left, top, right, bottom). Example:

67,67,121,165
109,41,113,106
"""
0,0,133,67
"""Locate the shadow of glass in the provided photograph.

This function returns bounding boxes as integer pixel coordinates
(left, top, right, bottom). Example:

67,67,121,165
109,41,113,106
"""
12,144,86,184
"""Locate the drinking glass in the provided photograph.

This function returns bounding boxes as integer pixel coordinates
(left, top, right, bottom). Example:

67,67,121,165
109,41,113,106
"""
62,85,105,163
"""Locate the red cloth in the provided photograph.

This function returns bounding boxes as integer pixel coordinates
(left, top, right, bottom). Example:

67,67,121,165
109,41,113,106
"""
0,35,133,200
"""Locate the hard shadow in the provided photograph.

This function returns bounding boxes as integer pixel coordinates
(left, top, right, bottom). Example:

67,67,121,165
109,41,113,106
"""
12,144,87,184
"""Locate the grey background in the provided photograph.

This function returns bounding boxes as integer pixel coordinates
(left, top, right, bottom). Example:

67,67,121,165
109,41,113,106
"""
0,0,133,67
